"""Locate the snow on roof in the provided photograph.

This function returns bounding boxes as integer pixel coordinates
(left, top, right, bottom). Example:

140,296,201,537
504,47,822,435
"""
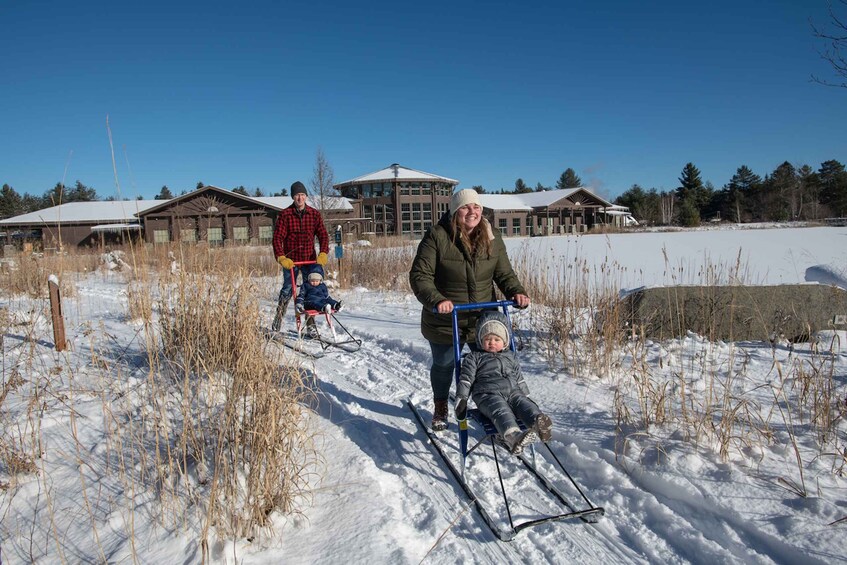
478,188,613,211
89,223,142,232
337,164,459,185
253,195,353,210
0,200,165,225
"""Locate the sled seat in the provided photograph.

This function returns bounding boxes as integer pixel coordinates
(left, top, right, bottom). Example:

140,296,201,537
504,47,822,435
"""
467,407,528,437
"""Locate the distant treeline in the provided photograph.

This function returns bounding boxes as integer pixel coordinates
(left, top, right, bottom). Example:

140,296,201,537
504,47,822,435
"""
3,159,846,226
480,161,847,226
613,160,847,226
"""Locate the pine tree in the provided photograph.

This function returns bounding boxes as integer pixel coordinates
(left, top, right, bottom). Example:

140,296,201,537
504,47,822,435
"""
723,165,761,223
471,185,485,194
232,186,250,196
43,182,65,207
155,185,174,200
514,178,531,193
0,184,24,219
818,159,847,216
253,187,265,197
556,168,582,189
676,163,712,222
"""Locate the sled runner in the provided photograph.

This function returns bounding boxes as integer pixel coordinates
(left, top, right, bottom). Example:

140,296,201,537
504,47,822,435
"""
266,260,361,355
408,300,604,541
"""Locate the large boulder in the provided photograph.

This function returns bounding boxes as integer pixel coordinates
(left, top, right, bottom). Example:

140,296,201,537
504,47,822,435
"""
620,284,847,342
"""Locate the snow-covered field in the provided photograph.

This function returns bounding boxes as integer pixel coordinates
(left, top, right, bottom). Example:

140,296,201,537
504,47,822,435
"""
1,225,846,564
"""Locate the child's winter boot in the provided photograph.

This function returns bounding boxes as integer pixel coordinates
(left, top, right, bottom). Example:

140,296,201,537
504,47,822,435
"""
534,413,553,442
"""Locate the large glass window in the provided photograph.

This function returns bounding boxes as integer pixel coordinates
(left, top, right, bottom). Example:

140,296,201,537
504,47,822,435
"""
423,203,432,221
512,218,521,236
180,229,196,242
401,203,411,221
498,218,507,234
153,229,169,243
208,227,223,246
233,226,248,242
258,225,273,244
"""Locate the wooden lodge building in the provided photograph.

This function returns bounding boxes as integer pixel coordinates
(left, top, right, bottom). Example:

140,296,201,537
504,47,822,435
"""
1,166,631,253
336,164,627,238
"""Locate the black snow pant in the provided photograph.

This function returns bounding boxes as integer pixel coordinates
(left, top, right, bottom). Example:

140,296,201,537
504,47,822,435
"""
473,390,542,437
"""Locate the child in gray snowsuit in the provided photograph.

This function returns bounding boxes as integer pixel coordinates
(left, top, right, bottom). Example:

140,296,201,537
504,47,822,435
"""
455,311,552,455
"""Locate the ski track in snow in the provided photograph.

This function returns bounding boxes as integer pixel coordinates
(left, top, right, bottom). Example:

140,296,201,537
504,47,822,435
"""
264,288,845,564
279,304,645,563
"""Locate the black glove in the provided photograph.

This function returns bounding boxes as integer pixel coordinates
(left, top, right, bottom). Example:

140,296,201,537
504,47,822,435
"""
455,398,467,420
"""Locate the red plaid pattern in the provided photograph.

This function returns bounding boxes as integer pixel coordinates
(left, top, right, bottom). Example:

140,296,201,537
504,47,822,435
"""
272,204,329,261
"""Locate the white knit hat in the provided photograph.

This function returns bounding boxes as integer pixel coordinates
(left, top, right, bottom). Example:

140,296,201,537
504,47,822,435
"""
477,318,509,344
308,271,323,283
450,189,482,214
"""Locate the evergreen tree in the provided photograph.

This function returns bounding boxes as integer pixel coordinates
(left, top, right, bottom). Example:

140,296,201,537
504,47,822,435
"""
156,185,174,200
514,178,531,194
676,163,712,222
797,164,820,220
615,184,663,226
678,197,701,226
21,193,41,213
43,182,65,207
68,180,97,202
556,168,582,189
232,185,250,196
196,181,205,190
722,165,761,223
534,182,546,192
818,159,847,216
253,187,265,197
0,184,24,219
471,185,485,194
768,161,797,221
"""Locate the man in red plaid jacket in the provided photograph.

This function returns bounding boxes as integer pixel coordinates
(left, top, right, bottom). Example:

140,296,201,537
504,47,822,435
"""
271,181,329,331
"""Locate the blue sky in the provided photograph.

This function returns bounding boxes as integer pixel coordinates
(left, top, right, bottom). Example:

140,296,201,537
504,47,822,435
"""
1,0,844,201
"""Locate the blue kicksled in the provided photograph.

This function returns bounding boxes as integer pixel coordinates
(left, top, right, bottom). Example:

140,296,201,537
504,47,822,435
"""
408,300,604,541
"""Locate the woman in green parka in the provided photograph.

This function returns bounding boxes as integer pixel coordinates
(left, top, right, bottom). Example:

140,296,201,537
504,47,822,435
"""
409,188,530,431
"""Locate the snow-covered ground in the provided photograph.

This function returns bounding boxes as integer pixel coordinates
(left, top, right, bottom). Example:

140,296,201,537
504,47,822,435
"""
1,225,846,564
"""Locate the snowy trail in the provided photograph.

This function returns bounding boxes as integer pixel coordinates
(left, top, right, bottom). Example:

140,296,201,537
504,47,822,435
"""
272,299,646,564
259,287,846,564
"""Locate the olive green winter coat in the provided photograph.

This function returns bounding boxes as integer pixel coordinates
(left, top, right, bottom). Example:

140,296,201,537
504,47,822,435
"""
409,214,526,344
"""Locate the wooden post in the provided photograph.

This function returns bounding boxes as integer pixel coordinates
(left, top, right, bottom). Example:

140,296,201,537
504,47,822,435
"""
48,275,67,352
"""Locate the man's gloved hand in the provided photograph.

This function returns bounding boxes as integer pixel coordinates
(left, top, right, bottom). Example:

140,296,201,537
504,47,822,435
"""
455,398,468,421
316,252,328,266
277,256,294,270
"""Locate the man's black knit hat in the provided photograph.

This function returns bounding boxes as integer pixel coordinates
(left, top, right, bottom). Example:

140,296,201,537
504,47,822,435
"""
290,181,307,196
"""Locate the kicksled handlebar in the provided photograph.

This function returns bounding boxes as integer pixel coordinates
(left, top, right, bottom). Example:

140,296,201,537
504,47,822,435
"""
430,299,515,314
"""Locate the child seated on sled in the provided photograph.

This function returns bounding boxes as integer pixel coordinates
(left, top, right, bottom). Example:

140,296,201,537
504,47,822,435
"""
455,311,552,455
295,270,343,314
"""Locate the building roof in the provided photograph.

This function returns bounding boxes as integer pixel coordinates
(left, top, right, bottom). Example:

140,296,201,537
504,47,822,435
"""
478,188,613,211
137,186,354,216
0,186,355,227
253,195,353,211
0,200,163,226
336,163,459,186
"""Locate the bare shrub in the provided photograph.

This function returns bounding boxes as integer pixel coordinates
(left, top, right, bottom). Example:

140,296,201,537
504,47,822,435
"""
139,269,321,540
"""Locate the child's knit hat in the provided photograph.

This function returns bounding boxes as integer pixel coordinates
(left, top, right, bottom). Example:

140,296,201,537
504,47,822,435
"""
476,311,510,345
308,271,323,283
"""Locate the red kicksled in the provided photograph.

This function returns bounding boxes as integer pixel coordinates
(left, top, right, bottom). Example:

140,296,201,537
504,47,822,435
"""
290,261,361,352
